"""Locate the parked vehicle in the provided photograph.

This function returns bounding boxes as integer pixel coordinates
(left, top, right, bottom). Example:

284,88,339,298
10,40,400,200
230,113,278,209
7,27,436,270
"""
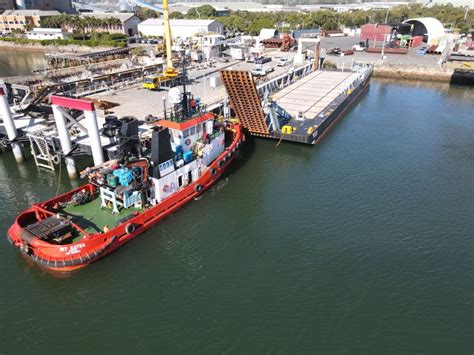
255,56,272,64
416,47,428,56
328,47,342,56
352,44,365,51
251,64,273,77
277,57,289,66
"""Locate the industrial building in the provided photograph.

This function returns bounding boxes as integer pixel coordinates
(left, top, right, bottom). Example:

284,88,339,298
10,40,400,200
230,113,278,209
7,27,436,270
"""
0,9,59,32
137,19,224,39
402,18,445,44
26,27,70,39
360,17,446,45
0,0,14,12
0,0,74,12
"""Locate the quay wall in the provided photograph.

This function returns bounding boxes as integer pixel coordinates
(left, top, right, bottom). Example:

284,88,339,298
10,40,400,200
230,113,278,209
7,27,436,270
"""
372,65,453,82
0,41,116,54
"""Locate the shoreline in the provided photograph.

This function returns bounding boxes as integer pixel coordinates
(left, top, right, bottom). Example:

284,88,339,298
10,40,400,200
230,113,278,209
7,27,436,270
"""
0,41,117,54
373,65,453,82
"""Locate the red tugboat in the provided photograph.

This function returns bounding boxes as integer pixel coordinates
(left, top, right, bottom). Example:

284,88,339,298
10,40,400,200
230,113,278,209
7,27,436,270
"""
7,87,244,271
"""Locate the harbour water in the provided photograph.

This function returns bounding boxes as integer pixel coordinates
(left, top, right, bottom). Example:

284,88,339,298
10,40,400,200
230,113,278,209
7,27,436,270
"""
0,68,473,352
0,48,47,77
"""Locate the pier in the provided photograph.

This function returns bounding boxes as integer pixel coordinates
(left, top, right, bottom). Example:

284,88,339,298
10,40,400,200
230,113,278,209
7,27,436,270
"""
0,57,372,176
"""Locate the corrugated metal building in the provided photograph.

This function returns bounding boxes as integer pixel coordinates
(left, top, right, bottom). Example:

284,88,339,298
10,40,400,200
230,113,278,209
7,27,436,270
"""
402,18,445,44
138,19,224,39
360,24,393,42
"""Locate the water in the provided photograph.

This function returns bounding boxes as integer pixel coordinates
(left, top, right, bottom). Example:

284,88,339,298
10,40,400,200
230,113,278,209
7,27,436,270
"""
0,48,46,77
0,79,473,353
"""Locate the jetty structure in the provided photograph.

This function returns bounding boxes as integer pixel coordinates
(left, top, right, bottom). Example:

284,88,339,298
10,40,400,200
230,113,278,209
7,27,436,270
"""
0,48,372,177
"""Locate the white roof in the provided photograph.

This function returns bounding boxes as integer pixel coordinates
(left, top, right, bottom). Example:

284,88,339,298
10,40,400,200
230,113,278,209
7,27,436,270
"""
403,17,445,43
139,18,217,27
1,10,61,16
29,28,66,33
175,1,266,11
259,28,278,40
79,12,137,22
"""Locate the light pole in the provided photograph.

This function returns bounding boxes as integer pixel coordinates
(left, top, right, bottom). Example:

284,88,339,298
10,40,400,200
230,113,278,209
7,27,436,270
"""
381,7,390,59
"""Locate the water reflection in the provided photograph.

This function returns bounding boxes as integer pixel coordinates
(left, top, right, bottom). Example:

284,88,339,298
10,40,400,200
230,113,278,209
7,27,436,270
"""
0,49,47,77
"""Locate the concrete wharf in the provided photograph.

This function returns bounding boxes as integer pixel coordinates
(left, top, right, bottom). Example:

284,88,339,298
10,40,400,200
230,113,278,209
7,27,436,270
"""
0,58,372,177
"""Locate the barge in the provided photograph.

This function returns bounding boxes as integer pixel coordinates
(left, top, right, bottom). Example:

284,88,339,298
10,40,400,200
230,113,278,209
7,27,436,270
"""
221,64,372,145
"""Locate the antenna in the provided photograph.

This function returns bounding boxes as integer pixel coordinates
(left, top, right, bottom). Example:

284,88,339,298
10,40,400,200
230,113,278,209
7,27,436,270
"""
181,58,188,119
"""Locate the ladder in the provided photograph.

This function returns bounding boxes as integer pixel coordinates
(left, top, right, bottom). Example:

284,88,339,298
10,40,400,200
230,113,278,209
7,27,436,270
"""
28,134,56,171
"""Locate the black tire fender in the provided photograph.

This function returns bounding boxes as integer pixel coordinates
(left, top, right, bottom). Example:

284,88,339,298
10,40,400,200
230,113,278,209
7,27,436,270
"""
125,223,136,234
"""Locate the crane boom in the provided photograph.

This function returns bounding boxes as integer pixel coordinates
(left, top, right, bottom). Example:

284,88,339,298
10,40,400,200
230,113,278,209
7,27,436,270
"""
163,0,173,71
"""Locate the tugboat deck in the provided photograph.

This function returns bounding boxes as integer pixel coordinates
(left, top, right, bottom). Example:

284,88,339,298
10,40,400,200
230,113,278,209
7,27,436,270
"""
61,198,142,235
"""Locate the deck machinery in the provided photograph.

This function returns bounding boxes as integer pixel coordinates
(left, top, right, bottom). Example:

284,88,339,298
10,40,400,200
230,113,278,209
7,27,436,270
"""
221,64,373,145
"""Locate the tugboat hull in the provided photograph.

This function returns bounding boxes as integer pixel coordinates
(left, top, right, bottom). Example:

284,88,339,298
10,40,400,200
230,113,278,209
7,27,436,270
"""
7,124,244,271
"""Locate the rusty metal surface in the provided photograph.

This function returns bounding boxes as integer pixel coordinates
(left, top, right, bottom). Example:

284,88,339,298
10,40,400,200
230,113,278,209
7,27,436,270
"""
220,70,269,136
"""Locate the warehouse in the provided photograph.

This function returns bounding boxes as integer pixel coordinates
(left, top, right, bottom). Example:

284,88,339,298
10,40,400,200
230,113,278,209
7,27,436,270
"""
137,19,224,39
402,18,445,44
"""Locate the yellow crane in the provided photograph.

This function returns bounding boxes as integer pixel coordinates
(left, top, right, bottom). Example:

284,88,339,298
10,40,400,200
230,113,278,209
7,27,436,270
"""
143,0,180,90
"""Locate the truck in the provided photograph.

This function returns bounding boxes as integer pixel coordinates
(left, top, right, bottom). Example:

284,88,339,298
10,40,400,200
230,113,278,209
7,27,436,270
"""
250,64,274,77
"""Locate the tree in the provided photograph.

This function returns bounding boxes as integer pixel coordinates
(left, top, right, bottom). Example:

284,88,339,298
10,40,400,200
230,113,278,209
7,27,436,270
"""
248,18,275,35
170,12,185,19
186,5,216,19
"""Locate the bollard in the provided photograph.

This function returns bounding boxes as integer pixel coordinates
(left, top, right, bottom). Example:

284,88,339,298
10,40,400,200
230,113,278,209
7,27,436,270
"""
52,105,77,179
84,110,104,166
0,88,24,162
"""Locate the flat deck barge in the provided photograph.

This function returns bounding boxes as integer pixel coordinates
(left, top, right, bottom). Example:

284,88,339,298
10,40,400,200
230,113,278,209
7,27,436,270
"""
222,64,372,145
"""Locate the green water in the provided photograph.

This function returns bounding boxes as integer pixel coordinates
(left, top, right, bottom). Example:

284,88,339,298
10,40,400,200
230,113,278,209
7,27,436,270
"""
0,79,473,353
0,49,46,77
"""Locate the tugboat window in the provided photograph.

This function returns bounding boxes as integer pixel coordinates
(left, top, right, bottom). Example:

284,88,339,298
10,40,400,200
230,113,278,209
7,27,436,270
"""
190,126,196,135
183,129,189,138
178,175,183,187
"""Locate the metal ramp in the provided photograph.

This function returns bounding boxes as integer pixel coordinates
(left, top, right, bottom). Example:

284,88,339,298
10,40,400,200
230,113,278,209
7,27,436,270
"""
220,70,270,137
28,134,57,171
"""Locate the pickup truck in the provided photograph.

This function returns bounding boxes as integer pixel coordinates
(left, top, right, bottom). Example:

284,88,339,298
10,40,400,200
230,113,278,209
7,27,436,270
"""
251,65,274,77
277,57,289,66
255,56,272,64
352,44,365,51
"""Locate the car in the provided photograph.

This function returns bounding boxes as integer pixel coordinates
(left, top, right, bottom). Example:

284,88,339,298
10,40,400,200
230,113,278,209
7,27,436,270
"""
218,56,230,63
328,47,342,56
255,56,272,64
352,44,365,51
416,47,428,56
250,65,273,77
277,57,289,66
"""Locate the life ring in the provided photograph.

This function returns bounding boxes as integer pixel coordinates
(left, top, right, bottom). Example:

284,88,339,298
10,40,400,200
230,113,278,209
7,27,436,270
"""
194,184,202,193
125,223,136,234
218,160,224,168
163,184,170,192
210,168,217,176
185,138,191,146
52,154,60,165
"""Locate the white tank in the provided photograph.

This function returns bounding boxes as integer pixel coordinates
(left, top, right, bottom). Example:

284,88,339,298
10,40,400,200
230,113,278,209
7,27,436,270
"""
16,0,26,9
118,0,132,12
168,87,182,104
